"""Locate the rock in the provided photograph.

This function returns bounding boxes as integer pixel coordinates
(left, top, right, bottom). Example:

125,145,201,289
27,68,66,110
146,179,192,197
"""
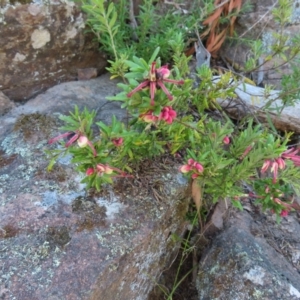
196,211,300,300
221,0,300,87
216,77,300,134
0,73,190,299
0,0,107,102
78,68,98,81
0,91,15,116
202,199,229,237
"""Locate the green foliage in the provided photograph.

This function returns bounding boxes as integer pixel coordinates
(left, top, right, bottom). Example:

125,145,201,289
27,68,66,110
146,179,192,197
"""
47,1,300,224
80,0,194,69
81,0,120,59
47,48,300,221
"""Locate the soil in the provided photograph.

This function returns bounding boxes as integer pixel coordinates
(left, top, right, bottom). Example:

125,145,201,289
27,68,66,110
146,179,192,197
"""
147,230,200,300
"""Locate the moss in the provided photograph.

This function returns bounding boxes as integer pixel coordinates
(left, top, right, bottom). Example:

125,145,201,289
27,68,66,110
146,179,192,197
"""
35,163,67,182
13,113,58,140
72,196,107,231
0,149,18,168
9,0,33,4
45,225,71,248
0,224,20,238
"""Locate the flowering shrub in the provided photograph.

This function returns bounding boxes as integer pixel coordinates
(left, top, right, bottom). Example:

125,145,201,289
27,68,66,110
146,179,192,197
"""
47,49,300,221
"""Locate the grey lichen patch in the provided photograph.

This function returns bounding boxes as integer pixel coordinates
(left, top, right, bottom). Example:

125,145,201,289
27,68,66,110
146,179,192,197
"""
0,230,65,297
13,113,58,140
94,220,140,261
0,116,81,206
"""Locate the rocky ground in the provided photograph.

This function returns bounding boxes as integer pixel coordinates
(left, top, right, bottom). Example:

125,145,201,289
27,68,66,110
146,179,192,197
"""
149,198,300,300
1,72,300,300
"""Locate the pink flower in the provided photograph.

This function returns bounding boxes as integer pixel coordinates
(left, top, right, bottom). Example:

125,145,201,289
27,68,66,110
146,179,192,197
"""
87,163,134,179
282,147,300,166
186,159,204,172
86,168,95,176
223,136,230,145
195,163,204,172
261,160,271,173
49,131,97,157
127,62,184,106
139,110,159,123
96,164,113,175
188,158,195,165
275,157,285,170
112,137,124,147
261,158,286,183
179,159,204,177
159,106,177,124
270,161,279,183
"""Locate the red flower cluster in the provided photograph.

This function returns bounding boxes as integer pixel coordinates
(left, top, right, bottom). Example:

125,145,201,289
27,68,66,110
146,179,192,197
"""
160,106,177,124
179,158,204,179
86,164,133,178
140,106,177,124
281,147,300,166
261,158,285,183
261,147,300,183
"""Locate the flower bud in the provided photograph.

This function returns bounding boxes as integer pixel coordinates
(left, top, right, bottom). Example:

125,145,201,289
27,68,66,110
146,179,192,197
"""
223,136,230,145
275,158,285,170
77,136,89,148
104,166,114,174
280,210,288,217
96,164,106,173
156,65,170,79
86,168,95,176
261,160,271,173
179,165,191,173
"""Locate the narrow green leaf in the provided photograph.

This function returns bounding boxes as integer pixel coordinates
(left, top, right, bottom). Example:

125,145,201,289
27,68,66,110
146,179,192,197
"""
149,47,160,64
109,12,117,29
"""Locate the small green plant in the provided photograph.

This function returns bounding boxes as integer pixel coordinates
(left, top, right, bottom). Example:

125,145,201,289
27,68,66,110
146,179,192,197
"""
47,45,300,220
81,0,194,62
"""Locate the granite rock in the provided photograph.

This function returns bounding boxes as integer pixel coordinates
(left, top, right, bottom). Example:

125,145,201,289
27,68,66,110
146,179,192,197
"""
0,0,107,102
197,211,300,300
0,73,190,300
0,91,15,116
